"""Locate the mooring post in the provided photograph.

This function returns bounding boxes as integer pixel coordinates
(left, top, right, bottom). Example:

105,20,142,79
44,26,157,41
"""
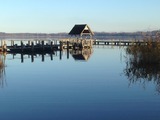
31,41,34,52
42,40,44,51
60,42,62,60
21,41,24,52
50,41,53,51
60,41,63,50
36,40,38,45
28,41,31,46
11,40,14,46
67,41,69,59
38,40,40,45
54,40,56,45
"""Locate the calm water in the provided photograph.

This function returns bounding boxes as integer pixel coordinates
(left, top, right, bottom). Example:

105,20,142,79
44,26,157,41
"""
0,46,160,120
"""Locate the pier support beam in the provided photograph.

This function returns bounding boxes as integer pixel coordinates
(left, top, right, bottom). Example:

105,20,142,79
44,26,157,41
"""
21,41,24,52
31,41,34,52
67,41,69,59
42,40,44,51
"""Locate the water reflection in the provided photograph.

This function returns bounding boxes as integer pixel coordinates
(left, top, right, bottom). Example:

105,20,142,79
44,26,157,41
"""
70,48,93,61
124,44,160,93
0,53,6,88
9,48,93,62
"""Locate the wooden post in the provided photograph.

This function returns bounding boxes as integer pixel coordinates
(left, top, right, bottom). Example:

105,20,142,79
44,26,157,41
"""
67,41,69,59
21,41,24,52
13,40,14,46
11,40,14,46
60,41,63,51
28,41,31,46
31,41,34,52
38,40,41,45
50,41,53,51
60,42,62,60
67,41,69,49
54,40,57,45
42,40,44,51
36,40,38,45
117,42,119,46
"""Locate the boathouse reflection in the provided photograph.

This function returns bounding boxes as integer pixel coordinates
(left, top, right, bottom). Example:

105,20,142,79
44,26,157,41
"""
124,44,160,93
70,48,93,61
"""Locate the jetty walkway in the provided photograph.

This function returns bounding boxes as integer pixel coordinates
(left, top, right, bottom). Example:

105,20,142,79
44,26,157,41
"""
93,39,148,46
0,39,153,53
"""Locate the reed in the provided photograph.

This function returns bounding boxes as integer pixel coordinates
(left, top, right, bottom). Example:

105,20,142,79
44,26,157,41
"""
124,31,160,93
126,31,160,64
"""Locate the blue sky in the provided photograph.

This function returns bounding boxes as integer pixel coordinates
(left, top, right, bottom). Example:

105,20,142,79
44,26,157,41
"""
0,0,160,33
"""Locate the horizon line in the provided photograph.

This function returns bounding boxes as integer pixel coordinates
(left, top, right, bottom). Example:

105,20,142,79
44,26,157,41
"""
1,29,160,34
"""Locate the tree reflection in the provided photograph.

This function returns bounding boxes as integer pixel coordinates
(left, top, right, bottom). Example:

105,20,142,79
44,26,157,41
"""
124,32,160,93
0,53,6,88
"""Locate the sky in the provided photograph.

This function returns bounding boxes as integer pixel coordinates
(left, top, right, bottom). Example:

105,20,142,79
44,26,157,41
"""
0,0,160,33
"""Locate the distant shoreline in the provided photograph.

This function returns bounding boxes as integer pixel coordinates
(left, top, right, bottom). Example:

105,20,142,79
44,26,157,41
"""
0,30,159,40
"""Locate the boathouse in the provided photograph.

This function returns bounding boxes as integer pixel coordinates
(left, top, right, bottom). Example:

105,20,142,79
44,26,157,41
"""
60,24,94,49
69,24,94,38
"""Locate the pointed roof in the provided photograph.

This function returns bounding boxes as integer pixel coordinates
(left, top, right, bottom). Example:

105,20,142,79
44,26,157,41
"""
69,24,94,36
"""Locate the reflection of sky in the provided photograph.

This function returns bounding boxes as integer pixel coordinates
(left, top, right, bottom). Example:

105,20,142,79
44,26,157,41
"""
0,47,160,120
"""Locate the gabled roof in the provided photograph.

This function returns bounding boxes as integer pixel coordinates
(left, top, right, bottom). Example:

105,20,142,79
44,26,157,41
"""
69,24,94,36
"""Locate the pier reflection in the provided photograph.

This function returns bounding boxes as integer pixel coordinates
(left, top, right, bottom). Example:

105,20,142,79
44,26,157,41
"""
124,44,160,93
9,48,93,63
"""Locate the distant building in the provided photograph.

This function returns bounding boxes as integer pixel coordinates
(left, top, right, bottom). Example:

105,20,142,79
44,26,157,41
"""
69,24,94,38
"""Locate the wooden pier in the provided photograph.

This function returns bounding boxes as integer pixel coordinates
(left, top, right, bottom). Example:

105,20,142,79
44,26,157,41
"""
7,39,59,53
5,39,93,54
93,40,148,46
0,38,158,55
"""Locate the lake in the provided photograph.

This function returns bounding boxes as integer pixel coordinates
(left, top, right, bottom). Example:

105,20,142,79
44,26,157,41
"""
0,45,160,120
